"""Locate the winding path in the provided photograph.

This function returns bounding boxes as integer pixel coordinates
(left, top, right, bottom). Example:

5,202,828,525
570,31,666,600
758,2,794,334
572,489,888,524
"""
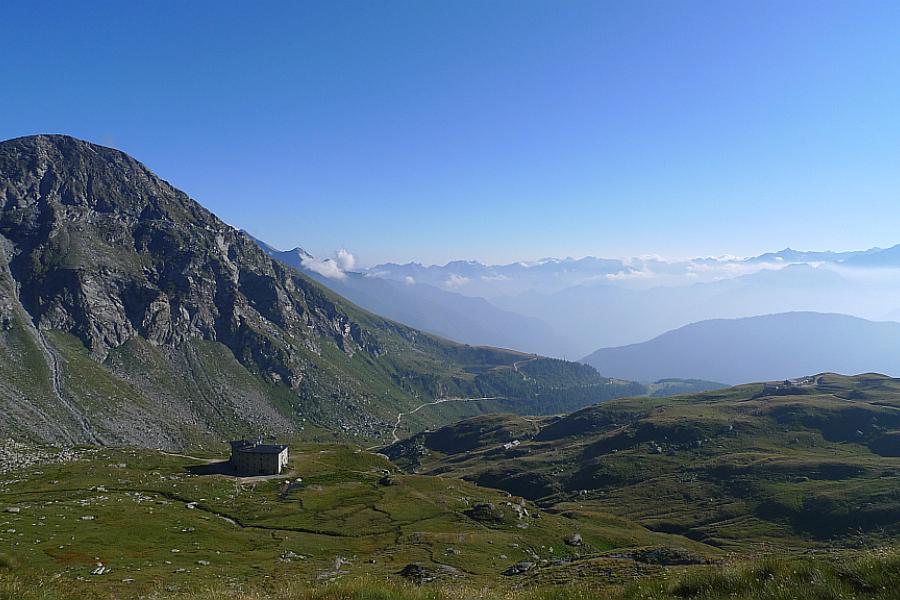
371,356,540,448
389,396,503,443
512,355,539,381
374,396,502,447
158,450,216,463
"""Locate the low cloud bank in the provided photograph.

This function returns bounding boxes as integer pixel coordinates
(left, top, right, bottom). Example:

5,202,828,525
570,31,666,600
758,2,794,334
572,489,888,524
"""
302,248,358,280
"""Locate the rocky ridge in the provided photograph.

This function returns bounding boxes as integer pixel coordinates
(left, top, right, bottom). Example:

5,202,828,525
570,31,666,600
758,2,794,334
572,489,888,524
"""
0,135,634,448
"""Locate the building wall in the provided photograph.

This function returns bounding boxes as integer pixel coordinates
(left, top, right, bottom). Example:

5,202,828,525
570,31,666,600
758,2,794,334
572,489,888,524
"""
231,450,285,475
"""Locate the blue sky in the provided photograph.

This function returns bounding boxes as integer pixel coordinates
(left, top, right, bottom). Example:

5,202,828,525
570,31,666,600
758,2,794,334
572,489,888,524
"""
3,1,900,265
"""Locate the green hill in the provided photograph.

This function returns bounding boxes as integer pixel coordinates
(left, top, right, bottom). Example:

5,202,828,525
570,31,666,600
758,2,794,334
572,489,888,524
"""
0,423,897,600
385,373,900,551
0,442,716,597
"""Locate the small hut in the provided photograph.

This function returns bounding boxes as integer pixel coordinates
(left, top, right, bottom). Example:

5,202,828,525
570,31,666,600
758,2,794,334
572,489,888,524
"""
229,439,288,475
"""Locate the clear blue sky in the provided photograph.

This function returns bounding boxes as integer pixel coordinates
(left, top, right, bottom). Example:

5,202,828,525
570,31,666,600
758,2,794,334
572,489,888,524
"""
3,1,900,265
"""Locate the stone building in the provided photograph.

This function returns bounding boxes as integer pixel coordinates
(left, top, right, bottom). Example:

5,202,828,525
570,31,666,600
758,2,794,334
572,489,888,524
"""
229,440,289,475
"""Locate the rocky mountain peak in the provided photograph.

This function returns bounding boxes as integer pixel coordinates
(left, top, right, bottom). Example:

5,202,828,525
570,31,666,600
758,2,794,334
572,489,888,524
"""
0,134,374,383
0,135,634,449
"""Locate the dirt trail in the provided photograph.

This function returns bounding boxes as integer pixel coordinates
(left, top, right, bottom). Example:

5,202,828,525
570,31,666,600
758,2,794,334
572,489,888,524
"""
158,450,217,463
512,355,539,382
372,357,540,448
365,396,504,449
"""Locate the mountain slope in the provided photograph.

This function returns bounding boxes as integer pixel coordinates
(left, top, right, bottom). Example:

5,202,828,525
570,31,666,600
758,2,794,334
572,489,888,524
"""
0,135,636,448
386,373,900,549
254,241,573,357
582,312,900,384
842,243,900,267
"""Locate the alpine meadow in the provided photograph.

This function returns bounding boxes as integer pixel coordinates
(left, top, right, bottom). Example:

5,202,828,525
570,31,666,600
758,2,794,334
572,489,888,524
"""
2,3,900,600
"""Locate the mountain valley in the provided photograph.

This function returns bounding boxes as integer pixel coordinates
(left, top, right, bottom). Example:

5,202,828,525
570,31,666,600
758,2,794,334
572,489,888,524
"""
6,5,900,598
0,136,897,600
0,135,718,449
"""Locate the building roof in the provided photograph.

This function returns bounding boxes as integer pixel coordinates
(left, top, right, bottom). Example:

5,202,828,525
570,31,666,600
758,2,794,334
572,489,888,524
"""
230,441,288,455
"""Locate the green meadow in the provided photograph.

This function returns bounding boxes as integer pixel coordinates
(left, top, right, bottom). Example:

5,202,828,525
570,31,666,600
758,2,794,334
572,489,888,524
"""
2,373,899,599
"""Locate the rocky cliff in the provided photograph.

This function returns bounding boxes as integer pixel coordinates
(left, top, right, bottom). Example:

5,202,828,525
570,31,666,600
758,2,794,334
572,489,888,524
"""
0,135,636,448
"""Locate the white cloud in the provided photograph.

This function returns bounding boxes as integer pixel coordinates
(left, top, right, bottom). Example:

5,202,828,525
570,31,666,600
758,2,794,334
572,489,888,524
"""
300,248,358,280
685,260,786,278
444,273,471,287
301,256,346,280
404,276,416,285
605,269,653,281
335,248,356,271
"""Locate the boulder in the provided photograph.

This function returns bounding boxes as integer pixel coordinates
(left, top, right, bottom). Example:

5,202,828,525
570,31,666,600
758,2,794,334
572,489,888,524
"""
398,563,459,584
466,502,505,523
503,560,536,576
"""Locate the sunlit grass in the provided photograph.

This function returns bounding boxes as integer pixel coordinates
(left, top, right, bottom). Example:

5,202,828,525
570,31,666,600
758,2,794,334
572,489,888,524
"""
2,549,898,600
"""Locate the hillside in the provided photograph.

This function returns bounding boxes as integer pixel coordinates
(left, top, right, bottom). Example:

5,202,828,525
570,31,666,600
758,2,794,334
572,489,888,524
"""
0,377,897,599
0,442,725,597
0,135,641,448
582,312,900,384
7,440,897,600
385,373,900,551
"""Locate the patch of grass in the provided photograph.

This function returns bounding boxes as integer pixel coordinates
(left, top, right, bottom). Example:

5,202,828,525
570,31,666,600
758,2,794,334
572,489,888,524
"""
1,549,898,600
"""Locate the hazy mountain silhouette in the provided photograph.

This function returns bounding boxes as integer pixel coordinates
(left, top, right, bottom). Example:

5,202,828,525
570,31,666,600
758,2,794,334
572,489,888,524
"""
582,312,900,384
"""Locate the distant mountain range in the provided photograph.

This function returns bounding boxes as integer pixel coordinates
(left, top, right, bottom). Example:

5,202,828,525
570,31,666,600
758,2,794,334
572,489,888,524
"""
250,242,900,359
252,239,573,357
582,312,900,384
495,263,900,355
3,135,896,450
367,245,900,297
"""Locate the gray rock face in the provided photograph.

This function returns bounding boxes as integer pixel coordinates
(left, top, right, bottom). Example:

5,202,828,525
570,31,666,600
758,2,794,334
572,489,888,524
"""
0,135,625,448
0,136,404,445
0,135,376,380
398,563,459,584
466,502,505,523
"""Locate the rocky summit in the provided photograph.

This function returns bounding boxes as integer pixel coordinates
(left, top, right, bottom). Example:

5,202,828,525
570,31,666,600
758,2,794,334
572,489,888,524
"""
0,135,636,449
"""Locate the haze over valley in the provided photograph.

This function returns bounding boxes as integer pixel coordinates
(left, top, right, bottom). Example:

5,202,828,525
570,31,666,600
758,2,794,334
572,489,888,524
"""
259,239,900,381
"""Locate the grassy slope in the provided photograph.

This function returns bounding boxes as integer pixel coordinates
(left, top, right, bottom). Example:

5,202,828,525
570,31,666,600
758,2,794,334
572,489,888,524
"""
0,452,897,600
385,374,900,552
0,444,717,599
3,551,900,599
1,375,899,599
5,314,664,448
